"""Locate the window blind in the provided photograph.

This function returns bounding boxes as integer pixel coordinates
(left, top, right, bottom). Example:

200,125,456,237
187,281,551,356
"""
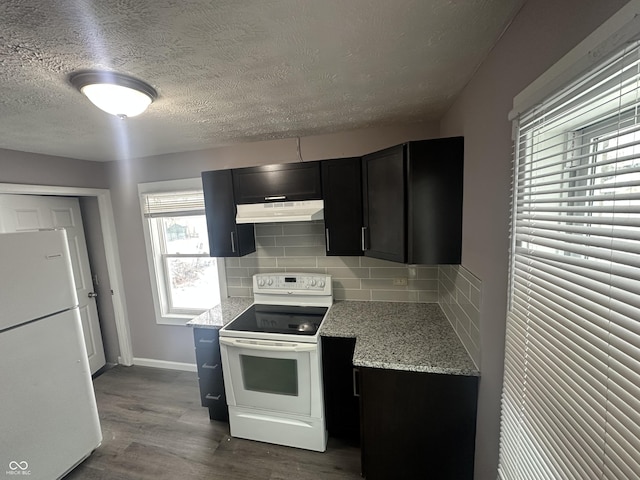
499,41,640,479
142,190,205,217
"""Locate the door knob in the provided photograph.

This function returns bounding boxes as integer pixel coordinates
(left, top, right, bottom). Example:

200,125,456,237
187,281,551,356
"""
88,292,98,298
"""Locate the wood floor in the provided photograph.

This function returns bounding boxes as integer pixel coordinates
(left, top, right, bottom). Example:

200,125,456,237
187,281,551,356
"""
64,366,362,480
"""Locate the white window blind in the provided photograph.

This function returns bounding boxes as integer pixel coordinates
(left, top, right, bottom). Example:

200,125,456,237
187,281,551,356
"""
142,190,205,217
500,41,640,479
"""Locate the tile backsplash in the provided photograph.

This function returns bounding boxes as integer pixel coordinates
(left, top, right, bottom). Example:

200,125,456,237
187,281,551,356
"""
438,265,481,368
223,220,482,368
224,220,439,302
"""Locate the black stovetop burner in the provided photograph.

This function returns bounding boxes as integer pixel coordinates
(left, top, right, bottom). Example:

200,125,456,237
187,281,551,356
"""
226,304,328,336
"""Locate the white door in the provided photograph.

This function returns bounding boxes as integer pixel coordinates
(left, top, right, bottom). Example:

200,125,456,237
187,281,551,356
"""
0,194,106,374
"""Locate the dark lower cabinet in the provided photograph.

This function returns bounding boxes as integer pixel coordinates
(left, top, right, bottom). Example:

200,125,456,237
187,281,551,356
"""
193,328,228,421
360,367,478,480
321,337,360,444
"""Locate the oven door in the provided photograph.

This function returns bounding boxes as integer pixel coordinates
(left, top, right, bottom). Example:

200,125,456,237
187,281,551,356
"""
219,337,317,416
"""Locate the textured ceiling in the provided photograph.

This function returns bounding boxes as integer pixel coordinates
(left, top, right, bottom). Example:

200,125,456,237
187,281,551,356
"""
0,0,525,162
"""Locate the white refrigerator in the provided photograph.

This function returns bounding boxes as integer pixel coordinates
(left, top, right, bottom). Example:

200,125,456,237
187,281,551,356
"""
0,230,102,480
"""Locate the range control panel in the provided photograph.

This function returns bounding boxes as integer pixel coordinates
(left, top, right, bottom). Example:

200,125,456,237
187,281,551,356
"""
253,273,331,293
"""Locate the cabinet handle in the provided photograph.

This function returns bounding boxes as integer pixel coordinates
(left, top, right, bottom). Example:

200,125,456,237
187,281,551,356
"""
361,227,367,251
198,338,215,344
230,231,236,253
325,228,330,252
201,363,220,370
205,393,222,401
265,195,286,201
353,367,360,397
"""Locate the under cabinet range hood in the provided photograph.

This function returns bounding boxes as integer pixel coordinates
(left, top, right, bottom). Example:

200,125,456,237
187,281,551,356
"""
236,200,324,224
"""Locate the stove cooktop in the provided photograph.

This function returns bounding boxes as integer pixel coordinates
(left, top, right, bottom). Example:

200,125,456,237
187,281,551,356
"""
224,304,328,336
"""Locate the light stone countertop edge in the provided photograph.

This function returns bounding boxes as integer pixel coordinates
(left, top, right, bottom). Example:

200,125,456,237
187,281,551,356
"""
186,297,253,330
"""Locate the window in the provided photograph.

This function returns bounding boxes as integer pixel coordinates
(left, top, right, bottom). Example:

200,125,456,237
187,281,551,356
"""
139,180,225,325
500,42,640,478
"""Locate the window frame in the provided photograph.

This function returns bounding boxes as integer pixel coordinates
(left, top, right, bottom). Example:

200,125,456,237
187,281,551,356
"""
138,178,227,326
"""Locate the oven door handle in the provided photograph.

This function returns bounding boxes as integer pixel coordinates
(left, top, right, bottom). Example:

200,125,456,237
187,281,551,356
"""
219,337,316,352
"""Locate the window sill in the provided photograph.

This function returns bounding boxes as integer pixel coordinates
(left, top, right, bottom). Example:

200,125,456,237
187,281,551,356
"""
156,313,204,326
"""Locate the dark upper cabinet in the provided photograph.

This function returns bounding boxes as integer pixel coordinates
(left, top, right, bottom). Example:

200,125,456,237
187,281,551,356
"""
202,170,256,257
232,162,322,204
362,145,406,262
362,137,463,264
321,158,364,256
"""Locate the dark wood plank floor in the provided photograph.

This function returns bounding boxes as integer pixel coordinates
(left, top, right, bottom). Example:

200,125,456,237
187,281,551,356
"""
64,366,362,480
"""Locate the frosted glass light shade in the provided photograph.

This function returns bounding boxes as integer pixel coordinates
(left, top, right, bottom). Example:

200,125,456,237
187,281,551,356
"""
81,83,152,117
70,71,157,119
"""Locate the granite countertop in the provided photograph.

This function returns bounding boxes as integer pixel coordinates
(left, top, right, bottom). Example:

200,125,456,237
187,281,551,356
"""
186,297,253,329
320,301,479,377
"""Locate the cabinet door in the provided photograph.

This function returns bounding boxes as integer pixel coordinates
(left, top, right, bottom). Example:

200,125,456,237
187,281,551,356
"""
194,328,229,421
360,368,478,480
321,337,360,443
321,158,363,256
202,170,255,257
362,145,406,263
232,162,322,204
407,137,463,264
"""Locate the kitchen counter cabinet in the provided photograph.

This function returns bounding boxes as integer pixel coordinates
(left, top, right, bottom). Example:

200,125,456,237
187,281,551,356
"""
188,298,253,421
193,327,228,421
321,157,364,256
202,170,255,257
320,301,479,479
360,367,478,480
321,336,360,443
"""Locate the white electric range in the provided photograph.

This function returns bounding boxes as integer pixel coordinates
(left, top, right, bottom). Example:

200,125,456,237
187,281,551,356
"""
219,272,332,452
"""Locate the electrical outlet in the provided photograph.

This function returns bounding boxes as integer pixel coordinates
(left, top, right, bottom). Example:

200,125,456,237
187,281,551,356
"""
393,277,408,286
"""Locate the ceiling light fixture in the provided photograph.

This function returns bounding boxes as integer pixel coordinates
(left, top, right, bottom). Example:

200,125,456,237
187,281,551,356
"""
70,71,157,119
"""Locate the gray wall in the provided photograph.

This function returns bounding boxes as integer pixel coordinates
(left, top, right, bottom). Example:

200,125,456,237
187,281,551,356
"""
106,123,440,364
437,1,629,479
0,148,108,189
0,149,118,361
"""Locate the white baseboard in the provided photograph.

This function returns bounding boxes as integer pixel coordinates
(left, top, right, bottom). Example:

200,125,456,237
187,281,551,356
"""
117,355,129,366
127,357,197,372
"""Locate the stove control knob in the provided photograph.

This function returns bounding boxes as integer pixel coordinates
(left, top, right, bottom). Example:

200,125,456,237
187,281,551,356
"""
267,277,274,286
318,280,325,288
310,279,317,286
257,278,265,287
